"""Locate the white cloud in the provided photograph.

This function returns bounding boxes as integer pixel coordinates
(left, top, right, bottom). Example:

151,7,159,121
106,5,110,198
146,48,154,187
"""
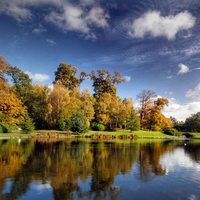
178,63,189,74
45,4,109,38
163,98,200,121
185,83,200,101
46,39,56,46
0,0,109,39
0,2,33,22
33,24,47,35
124,76,131,82
128,11,196,40
25,71,50,82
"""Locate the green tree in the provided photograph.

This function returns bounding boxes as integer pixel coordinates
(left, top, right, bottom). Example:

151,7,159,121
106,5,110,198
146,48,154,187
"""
127,109,140,132
53,63,86,90
20,112,35,134
185,112,200,132
89,69,125,98
170,116,179,127
70,110,88,134
7,66,33,106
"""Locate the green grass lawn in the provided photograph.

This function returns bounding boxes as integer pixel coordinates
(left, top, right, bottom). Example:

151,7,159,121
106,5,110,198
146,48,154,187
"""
81,130,175,138
0,129,199,139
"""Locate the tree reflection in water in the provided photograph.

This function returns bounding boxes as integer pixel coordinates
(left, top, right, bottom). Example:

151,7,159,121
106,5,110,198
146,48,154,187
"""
0,139,200,199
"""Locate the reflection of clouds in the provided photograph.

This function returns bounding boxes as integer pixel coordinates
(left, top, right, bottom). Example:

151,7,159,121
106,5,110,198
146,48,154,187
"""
161,148,200,172
32,181,52,194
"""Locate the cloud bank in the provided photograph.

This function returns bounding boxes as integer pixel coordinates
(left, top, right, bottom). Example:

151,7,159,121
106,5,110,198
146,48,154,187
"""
163,98,200,121
164,83,200,121
128,11,196,40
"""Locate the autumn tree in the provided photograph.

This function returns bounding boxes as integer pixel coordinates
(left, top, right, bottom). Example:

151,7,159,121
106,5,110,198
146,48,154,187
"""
108,96,124,128
0,55,10,80
137,90,156,129
0,93,27,128
147,98,171,131
48,81,71,130
137,90,171,131
28,84,51,129
53,63,87,90
93,92,112,126
80,88,95,127
0,56,11,108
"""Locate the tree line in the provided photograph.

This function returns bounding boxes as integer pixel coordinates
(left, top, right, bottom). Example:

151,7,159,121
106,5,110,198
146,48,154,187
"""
1,55,198,133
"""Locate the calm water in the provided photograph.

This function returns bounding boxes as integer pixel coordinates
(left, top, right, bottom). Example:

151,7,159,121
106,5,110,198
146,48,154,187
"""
0,138,200,200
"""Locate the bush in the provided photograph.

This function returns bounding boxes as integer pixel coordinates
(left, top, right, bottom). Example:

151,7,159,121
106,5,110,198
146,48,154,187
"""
162,128,181,136
0,125,4,133
91,122,105,131
0,123,13,133
182,132,194,138
57,118,66,131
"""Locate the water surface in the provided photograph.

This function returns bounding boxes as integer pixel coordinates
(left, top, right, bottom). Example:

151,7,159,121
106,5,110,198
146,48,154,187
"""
0,139,200,200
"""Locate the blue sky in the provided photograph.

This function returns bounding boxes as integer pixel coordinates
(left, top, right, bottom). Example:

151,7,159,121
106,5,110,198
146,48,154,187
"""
0,0,200,121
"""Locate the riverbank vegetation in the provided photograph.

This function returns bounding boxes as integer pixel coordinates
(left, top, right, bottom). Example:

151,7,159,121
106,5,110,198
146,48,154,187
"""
0,55,199,136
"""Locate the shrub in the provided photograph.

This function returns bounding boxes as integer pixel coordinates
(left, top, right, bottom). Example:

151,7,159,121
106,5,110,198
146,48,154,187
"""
0,123,13,133
57,118,66,131
91,122,105,131
0,125,4,133
162,128,181,136
182,132,194,138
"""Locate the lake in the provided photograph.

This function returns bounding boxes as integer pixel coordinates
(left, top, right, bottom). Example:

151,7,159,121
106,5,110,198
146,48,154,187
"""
0,138,200,200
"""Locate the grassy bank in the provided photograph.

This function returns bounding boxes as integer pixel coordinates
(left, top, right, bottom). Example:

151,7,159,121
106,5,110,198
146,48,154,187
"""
0,129,199,139
0,130,177,139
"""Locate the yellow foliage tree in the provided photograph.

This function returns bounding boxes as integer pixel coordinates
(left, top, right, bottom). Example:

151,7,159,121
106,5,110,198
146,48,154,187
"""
80,88,95,127
0,92,27,125
48,81,71,128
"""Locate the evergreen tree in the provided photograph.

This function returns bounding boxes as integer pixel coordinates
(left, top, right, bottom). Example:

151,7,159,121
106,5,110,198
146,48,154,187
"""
21,113,35,134
70,111,88,134
127,109,140,132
